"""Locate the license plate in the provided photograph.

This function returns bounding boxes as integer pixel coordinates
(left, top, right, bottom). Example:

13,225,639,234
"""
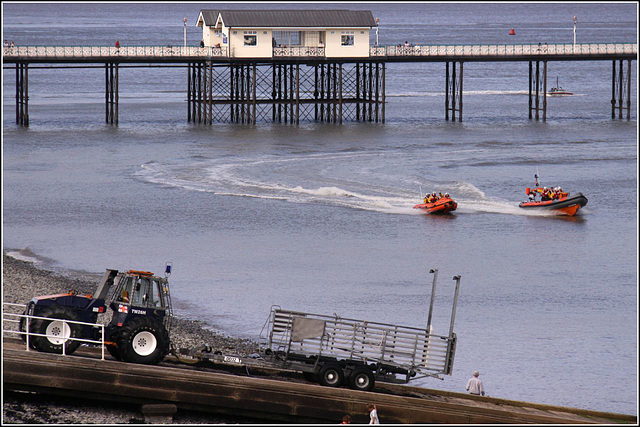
224,356,242,364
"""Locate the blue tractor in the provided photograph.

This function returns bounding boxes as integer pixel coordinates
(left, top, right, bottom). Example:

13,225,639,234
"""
20,266,173,365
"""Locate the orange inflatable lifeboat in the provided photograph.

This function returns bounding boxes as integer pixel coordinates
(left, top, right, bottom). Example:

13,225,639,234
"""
414,196,457,214
519,187,588,216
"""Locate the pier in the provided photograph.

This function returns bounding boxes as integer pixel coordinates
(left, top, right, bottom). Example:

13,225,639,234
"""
3,42,637,127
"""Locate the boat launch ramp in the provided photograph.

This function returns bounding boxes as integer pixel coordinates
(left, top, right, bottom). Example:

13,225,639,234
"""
3,338,636,424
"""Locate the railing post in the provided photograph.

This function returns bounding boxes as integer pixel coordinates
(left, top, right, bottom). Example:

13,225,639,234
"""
101,324,105,360
25,314,30,351
62,319,67,356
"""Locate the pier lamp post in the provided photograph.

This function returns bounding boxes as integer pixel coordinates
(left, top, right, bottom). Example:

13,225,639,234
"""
375,17,380,46
184,17,187,48
573,16,577,48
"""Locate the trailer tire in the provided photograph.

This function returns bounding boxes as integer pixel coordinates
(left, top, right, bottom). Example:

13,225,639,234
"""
348,367,375,391
117,317,169,365
30,305,82,355
318,363,344,387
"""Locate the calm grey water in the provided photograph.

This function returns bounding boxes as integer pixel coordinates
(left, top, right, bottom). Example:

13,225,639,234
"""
2,2,637,416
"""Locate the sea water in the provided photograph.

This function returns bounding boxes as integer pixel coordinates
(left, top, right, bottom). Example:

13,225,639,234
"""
2,2,637,416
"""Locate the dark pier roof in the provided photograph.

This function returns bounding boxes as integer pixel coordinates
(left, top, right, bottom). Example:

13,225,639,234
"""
199,9,377,28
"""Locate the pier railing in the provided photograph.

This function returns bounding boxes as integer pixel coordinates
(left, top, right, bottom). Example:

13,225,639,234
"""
3,42,636,60
272,46,325,57
371,43,637,57
3,45,228,58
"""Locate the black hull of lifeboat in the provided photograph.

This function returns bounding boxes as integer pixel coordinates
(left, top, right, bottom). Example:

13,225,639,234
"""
519,193,588,216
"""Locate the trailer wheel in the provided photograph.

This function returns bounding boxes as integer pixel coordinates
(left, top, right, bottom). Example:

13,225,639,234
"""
30,305,82,355
117,317,169,365
318,364,344,387
348,367,375,391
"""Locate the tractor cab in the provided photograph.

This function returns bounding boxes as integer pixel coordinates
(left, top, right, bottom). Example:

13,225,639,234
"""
108,270,172,329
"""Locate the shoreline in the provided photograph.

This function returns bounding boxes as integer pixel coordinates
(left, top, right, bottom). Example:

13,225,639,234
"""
2,249,259,423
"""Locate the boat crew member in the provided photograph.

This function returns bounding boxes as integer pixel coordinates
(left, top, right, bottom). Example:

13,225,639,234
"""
444,193,450,199
528,192,535,202
541,187,550,201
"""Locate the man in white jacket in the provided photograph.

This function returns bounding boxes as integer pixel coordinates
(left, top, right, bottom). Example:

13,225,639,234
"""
466,370,485,396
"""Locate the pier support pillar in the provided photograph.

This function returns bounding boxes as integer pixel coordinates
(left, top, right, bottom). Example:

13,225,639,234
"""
105,62,118,125
528,60,547,121
188,61,217,124
445,61,463,122
611,59,632,120
15,62,29,127
194,60,386,125
381,62,386,123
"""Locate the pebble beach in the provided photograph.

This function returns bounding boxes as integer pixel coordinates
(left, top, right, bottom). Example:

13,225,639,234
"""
2,250,260,424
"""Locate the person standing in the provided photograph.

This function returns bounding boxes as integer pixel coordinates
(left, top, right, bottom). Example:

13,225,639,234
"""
367,404,380,424
466,370,485,396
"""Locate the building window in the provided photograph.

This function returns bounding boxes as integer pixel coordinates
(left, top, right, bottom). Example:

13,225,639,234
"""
244,30,257,46
272,31,301,46
341,31,354,46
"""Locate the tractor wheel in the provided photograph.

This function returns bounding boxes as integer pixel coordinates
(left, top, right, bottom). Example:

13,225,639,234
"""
30,305,82,354
18,304,37,348
106,343,122,360
318,363,344,388
348,367,375,392
302,372,318,383
106,328,122,360
117,317,169,365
